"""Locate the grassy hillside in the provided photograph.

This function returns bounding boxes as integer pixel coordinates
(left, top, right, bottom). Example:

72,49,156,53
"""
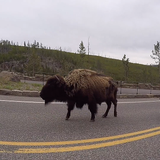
0,40,159,84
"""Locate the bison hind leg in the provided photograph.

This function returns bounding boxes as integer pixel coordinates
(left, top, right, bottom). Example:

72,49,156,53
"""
102,100,111,118
113,99,117,117
102,99,117,118
88,101,97,122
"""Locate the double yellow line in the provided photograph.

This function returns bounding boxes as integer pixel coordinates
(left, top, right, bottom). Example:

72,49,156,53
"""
1,126,160,153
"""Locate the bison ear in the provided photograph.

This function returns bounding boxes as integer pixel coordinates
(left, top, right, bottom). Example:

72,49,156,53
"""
69,85,74,91
46,75,64,88
64,85,74,92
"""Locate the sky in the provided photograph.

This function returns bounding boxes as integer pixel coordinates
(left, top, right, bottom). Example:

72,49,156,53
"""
1,0,160,65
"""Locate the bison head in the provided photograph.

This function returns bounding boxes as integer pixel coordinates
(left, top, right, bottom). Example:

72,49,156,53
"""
40,75,68,105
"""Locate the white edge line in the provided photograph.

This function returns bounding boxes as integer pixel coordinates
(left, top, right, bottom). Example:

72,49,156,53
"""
0,100,160,104
118,100,160,104
0,100,66,104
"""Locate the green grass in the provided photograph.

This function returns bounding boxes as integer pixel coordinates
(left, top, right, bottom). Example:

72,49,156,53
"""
0,80,43,91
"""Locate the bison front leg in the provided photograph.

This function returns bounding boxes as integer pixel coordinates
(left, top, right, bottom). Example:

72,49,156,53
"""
88,101,98,122
66,101,75,120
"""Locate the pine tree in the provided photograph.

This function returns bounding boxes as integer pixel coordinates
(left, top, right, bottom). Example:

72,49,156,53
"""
77,41,86,57
122,54,129,81
151,41,160,75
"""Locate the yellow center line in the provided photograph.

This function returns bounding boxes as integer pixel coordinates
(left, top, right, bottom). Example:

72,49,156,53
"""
0,126,160,146
11,130,160,153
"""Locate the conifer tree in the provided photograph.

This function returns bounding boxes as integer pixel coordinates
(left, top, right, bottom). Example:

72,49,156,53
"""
122,54,129,81
151,41,160,75
77,41,86,57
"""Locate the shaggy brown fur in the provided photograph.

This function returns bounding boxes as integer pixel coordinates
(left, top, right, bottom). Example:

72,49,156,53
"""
40,69,118,121
65,69,111,93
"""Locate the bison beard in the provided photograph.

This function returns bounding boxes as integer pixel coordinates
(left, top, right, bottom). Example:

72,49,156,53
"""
40,69,118,122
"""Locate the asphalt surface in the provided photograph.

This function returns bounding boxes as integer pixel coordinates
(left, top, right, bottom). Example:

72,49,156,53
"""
0,95,160,160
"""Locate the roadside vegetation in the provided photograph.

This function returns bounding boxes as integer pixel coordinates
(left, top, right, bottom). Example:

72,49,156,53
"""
0,78,42,91
0,39,160,86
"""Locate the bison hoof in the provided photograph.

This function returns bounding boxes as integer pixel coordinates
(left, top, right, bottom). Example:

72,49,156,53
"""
102,115,107,118
65,117,69,120
90,119,95,122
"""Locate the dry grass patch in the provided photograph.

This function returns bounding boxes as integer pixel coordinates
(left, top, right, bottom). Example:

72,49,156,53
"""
0,79,43,91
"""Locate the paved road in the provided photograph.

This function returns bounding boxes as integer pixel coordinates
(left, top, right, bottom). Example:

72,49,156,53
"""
0,95,160,160
21,80,45,85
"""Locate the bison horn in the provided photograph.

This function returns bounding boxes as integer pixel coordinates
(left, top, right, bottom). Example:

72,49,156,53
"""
55,75,60,81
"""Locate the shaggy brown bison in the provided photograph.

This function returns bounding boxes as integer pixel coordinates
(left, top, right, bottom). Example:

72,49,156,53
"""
40,69,118,121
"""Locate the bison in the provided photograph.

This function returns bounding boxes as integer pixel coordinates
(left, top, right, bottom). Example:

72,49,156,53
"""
40,69,118,121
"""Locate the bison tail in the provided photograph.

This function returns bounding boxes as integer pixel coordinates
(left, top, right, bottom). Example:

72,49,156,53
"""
107,81,118,98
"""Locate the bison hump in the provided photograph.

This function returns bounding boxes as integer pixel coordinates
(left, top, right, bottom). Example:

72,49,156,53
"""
64,69,111,94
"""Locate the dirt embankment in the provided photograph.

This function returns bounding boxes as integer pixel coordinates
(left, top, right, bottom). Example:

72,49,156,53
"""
0,71,20,82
